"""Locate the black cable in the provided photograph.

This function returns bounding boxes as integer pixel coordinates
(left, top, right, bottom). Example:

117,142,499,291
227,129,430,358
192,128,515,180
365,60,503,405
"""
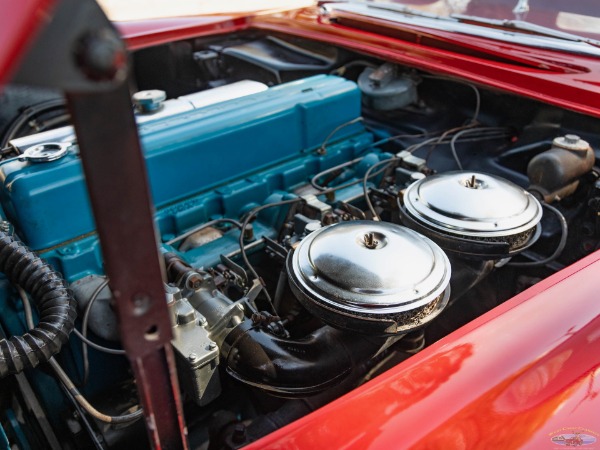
507,203,568,268
55,380,106,450
33,114,70,133
449,127,512,169
166,218,243,246
423,124,476,162
0,99,67,148
366,127,509,156
76,278,125,387
363,127,512,218
362,130,438,154
329,60,378,76
363,128,471,220
310,156,364,191
238,197,304,313
74,329,125,356
49,359,142,424
422,74,481,124
362,158,397,221
311,130,437,191
425,127,509,163
314,158,394,196
318,117,364,155
17,289,142,424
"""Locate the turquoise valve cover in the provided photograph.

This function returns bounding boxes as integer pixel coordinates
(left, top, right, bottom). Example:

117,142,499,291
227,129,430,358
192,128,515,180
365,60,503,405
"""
0,75,363,250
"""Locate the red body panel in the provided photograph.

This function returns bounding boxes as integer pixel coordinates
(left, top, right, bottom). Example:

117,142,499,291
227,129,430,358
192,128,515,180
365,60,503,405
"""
83,7,600,449
116,16,248,51
115,8,600,118
113,9,600,117
249,9,600,119
3,5,600,449
0,0,56,86
248,250,600,449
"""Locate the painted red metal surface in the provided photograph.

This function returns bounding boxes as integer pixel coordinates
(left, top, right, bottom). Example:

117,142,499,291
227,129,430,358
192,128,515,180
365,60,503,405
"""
116,16,249,51
248,249,600,449
248,8,600,119
114,8,600,118
4,5,600,448
0,0,56,86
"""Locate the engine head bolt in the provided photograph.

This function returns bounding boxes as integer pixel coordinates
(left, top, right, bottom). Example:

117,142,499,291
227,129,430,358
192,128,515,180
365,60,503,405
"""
243,223,254,241
188,353,199,362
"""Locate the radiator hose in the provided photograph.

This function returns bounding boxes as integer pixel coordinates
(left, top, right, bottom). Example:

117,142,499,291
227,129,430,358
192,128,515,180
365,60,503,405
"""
0,231,77,378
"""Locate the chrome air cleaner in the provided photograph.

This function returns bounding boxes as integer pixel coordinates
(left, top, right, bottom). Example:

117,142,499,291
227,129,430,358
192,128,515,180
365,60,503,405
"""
287,221,451,335
400,171,543,258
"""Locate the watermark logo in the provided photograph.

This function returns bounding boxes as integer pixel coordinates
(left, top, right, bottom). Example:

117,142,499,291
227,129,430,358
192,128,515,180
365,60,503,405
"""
549,428,598,448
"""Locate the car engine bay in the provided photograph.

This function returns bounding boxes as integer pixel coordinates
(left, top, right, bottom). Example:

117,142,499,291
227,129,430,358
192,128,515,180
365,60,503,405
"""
1,31,599,449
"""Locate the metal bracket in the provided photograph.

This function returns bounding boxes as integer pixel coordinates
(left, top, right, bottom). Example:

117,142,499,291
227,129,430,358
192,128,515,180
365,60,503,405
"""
10,0,188,447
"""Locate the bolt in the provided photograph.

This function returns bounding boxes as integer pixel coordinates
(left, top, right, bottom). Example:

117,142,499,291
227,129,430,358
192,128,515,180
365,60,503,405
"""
564,134,580,145
186,273,203,290
74,28,127,82
322,212,336,225
363,232,379,249
243,223,254,241
208,342,217,350
188,353,199,363
132,293,151,316
463,175,482,189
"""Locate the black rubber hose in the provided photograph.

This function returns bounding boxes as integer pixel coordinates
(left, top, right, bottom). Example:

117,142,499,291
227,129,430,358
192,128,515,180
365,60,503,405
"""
0,232,77,378
224,322,384,396
212,359,381,448
244,379,356,446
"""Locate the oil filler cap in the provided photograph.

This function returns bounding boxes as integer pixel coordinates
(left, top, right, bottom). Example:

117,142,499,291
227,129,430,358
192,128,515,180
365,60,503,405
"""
19,142,70,163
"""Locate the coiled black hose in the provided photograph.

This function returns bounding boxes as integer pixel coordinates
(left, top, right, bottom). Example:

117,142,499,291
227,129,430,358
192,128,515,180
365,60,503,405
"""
0,231,77,378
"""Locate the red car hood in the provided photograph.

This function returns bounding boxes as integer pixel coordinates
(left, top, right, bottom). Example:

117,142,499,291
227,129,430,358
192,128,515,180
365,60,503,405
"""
3,5,600,449
0,0,57,87
247,250,600,449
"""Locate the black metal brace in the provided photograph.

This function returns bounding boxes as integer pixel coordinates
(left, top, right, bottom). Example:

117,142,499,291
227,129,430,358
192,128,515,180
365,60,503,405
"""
13,0,188,448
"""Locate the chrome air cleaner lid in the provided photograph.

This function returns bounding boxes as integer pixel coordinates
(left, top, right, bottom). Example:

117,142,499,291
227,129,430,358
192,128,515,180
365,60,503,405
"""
402,172,542,254
287,221,451,335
